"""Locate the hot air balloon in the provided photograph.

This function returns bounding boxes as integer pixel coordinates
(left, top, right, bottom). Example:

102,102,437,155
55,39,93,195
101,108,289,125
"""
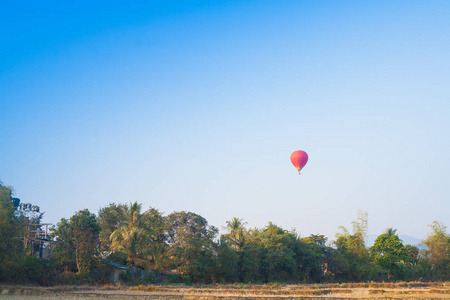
290,150,308,174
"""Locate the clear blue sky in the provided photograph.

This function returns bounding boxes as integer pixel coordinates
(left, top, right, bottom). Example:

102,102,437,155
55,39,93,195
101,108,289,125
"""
1,0,449,241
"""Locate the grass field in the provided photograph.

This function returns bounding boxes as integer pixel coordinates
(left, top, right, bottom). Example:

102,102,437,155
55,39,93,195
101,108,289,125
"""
1,282,450,299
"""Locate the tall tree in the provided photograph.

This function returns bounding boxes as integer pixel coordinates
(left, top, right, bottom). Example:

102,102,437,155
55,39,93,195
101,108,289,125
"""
223,217,247,251
301,234,332,281
166,211,218,282
109,202,148,267
52,218,76,272
52,209,101,276
0,182,24,280
16,203,44,255
70,209,101,275
334,210,372,281
335,210,368,256
216,236,239,282
258,222,297,282
97,203,126,253
140,207,168,272
238,223,302,283
370,228,414,279
421,221,450,279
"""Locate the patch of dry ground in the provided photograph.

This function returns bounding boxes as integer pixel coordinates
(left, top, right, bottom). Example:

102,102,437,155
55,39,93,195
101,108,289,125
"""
1,282,450,299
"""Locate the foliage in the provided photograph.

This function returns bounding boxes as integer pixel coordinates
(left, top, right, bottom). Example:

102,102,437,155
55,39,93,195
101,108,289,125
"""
97,203,127,252
16,202,45,255
256,223,298,282
105,202,168,278
12,256,55,285
71,209,101,275
335,210,368,256
110,202,148,268
216,236,239,282
370,228,416,279
140,207,168,271
52,209,101,276
299,234,330,282
334,210,372,281
2,180,450,284
166,211,218,282
236,223,327,283
421,221,450,279
51,218,76,271
0,182,24,281
16,202,44,224
223,217,247,251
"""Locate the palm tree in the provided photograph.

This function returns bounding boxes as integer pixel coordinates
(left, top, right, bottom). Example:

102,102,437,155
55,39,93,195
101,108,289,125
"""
224,217,247,251
110,202,148,267
385,228,398,237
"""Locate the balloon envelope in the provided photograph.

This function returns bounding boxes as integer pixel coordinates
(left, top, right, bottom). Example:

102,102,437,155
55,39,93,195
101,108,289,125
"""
290,150,308,173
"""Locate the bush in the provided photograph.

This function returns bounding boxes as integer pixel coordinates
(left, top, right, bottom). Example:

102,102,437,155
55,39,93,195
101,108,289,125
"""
11,256,56,285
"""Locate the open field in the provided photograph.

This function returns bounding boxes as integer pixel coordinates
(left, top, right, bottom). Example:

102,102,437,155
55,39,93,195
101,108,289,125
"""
1,283,450,299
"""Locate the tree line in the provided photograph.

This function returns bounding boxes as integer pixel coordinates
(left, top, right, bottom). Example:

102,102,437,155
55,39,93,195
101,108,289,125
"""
1,181,449,285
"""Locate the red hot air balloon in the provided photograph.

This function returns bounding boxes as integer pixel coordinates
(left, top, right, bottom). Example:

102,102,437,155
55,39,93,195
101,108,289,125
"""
290,150,308,174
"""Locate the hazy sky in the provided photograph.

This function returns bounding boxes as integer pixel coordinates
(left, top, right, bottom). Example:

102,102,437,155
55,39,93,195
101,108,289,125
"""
1,0,449,241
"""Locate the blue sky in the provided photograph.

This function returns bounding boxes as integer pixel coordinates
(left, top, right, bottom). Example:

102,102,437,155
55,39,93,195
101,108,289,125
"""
1,0,449,241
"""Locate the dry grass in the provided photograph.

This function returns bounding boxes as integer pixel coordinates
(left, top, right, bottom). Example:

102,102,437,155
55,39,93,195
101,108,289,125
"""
1,282,450,299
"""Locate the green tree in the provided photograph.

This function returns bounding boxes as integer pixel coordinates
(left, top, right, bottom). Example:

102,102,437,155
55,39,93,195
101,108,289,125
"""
166,211,218,282
140,207,168,272
99,203,168,280
97,203,126,253
0,182,24,281
16,202,45,255
52,209,101,276
334,210,372,281
238,223,302,283
324,244,350,281
258,223,297,282
370,228,414,279
52,218,76,272
238,228,266,283
300,234,331,282
71,209,101,275
421,221,450,279
109,202,148,268
335,210,368,256
216,236,239,282
223,217,247,251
